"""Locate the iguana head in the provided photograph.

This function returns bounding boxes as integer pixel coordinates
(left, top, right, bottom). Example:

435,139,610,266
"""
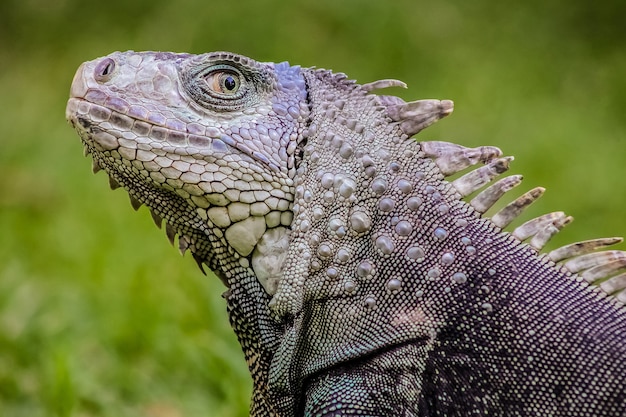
66,51,312,286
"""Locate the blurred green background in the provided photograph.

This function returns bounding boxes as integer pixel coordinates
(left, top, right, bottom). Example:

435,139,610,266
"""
1,0,625,416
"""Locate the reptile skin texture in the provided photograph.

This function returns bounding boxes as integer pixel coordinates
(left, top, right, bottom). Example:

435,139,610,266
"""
66,51,626,416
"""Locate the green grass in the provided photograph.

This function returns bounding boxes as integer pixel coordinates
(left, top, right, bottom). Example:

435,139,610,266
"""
1,0,625,415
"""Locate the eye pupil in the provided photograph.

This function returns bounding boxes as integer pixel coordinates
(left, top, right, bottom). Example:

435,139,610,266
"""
223,75,237,91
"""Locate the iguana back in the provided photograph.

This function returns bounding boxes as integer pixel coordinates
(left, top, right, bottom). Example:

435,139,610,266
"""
66,51,626,416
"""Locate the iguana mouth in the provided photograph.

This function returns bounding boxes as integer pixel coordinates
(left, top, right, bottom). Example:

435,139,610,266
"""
67,97,234,159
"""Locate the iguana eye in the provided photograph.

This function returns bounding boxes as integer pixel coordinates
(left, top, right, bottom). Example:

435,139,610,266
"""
205,71,240,95
195,64,247,103
181,58,264,111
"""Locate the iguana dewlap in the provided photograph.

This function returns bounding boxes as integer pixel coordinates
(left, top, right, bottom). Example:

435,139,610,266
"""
66,51,626,416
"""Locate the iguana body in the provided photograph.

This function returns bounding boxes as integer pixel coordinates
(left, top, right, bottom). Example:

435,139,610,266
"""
66,51,626,416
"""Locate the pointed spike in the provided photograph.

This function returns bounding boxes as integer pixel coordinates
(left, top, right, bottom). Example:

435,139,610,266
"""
470,175,524,214
178,235,190,256
91,159,102,174
528,215,573,251
165,223,177,246
512,212,566,241
451,157,512,197
388,99,454,136
129,194,142,211
548,237,624,263
421,141,503,176
150,209,163,229
600,272,626,295
491,187,546,229
361,79,407,92
108,175,121,190
563,250,626,274
192,252,207,276
581,259,626,284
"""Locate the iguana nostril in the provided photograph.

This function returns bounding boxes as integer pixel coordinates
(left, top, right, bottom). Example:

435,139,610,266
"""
94,58,115,83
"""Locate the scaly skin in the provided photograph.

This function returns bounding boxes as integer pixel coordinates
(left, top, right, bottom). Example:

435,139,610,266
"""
67,51,626,416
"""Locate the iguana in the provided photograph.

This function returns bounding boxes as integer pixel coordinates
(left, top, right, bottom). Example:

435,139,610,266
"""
66,51,626,416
